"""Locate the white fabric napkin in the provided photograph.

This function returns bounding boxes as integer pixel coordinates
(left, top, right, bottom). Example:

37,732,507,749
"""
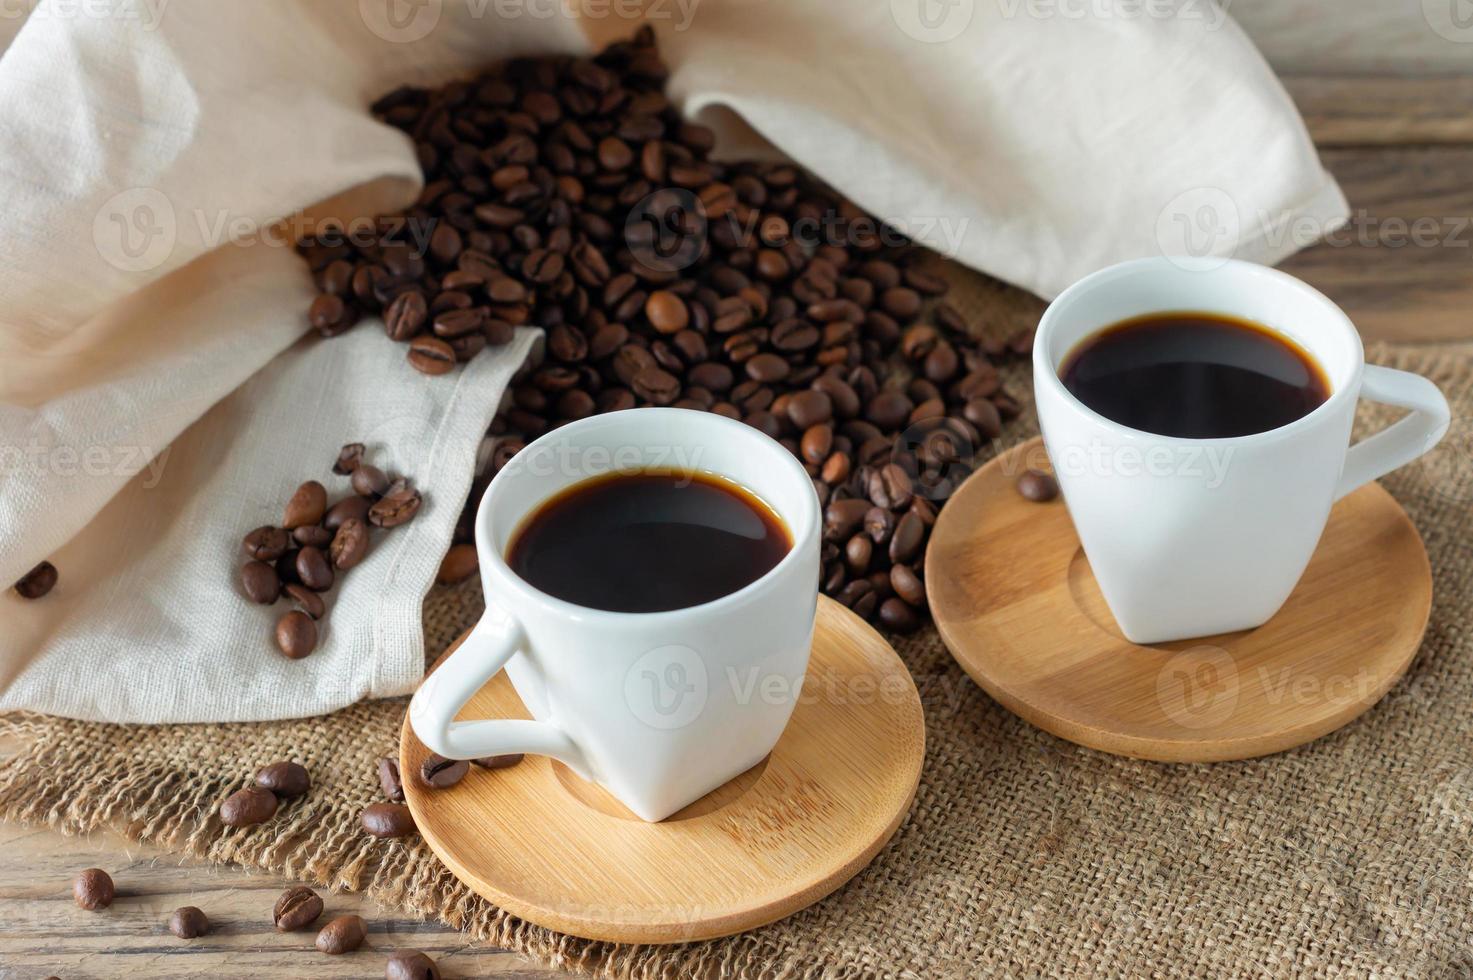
0,0,1346,723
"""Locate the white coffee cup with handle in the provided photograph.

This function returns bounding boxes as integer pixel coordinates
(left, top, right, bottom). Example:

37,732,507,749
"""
409,408,821,822
1033,257,1449,644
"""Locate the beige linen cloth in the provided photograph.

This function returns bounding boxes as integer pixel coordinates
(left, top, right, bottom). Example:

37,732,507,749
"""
0,0,1347,722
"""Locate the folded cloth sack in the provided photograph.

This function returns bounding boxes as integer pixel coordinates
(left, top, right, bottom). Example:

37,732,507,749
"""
0,0,1347,723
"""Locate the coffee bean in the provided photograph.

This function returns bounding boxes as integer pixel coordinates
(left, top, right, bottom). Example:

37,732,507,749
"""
472,754,525,770
868,464,913,511
788,390,833,429
285,583,326,620
407,336,456,375
420,753,470,788
242,561,282,604
256,761,311,799
891,564,926,606
386,950,441,980
361,802,416,838
352,464,390,498
864,506,896,544
631,365,680,404
220,786,278,826
800,424,833,466
865,390,913,431
1017,469,1059,502
845,535,872,575
436,544,478,585
316,914,367,954
825,498,871,540
325,494,372,530
645,290,688,333
890,512,925,564
820,451,851,485
243,526,291,561
273,885,324,932
330,518,370,571
383,291,427,342
377,757,405,802
169,906,209,939
72,868,114,910
369,487,423,528
296,546,335,591
293,524,333,548
275,611,318,659
284,481,328,528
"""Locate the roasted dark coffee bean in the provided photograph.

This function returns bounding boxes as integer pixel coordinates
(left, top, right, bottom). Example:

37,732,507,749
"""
865,390,913,432
878,597,921,633
1017,469,1059,502
407,336,456,375
325,495,371,530
377,757,405,802
273,886,324,932
361,802,416,838
868,464,913,510
889,512,925,564
891,564,926,606
432,308,484,339
472,753,525,770
386,950,441,980
316,914,367,955
420,754,470,789
820,451,851,485
292,524,333,548
645,290,688,333
844,535,873,575
169,906,209,939
746,352,789,383
369,488,423,528
285,583,326,620
275,611,318,659
330,518,370,571
242,560,282,604
436,544,478,585
256,761,311,799
73,868,115,910
788,390,832,429
284,481,328,528
631,365,680,404
296,547,335,592
243,526,291,561
864,506,895,544
383,291,427,341
825,498,871,540
220,786,278,826
963,397,1003,439
352,464,390,498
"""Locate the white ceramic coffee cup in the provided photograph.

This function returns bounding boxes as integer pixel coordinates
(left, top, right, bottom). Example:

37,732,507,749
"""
409,408,821,822
1034,257,1449,645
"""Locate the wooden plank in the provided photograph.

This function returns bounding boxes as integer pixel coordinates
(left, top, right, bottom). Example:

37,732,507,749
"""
1284,76,1473,147
0,821,571,979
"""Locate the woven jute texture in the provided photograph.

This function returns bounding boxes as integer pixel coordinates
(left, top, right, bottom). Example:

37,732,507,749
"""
3,266,1472,978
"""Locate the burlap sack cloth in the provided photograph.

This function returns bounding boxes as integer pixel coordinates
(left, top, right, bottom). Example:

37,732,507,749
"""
3,269,1471,978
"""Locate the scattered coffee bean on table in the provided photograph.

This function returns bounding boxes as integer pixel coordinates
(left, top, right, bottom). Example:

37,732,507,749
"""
386,949,441,980
168,906,209,939
419,753,469,789
219,786,279,827
377,757,406,802
472,753,524,770
72,868,114,910
1016,469,1059,502
361,802,417,839
273,885,324,932
316,914,368,954
13,560,58,600
275,610,318,659
297,29,1035,634
255,760,311,798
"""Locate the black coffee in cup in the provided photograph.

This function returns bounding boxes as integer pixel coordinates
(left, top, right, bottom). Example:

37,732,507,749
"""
508,470,791,613
1060,311,1330,438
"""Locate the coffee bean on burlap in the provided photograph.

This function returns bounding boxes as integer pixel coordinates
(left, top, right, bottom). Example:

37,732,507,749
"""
891,563,926,607
386,950,441,980
284,481,328,529
241,561,281,604
168,906,209,939
285,583,326,620
243,526,290,561
273,885,324,932
219,786,278,827
255,761,311,799
275,611,318,660
436,544,478,585
13,560,58,599
1017,469,1059,502
407,336,456,375
377,757,405,803
72,868,114,910
369,487,422,528
316,914,367,954
361,803,416,838
420,754,469,789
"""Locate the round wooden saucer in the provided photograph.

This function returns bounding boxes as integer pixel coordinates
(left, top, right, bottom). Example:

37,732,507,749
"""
927,437,1431,763
400,596,924,944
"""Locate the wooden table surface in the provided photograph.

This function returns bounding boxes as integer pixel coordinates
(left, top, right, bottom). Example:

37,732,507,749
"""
2,73,1470,979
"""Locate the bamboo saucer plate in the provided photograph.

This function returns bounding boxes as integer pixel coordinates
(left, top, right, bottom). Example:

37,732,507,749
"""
926,437,1432,763
400,595,925,944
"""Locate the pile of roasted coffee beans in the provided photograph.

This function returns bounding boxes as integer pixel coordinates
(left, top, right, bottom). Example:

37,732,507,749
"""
237,443,423,658
296,28,1033,634
363,750,522,840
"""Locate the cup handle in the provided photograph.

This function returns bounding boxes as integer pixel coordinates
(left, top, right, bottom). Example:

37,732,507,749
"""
1335,364,1450,501
409,607,587,772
